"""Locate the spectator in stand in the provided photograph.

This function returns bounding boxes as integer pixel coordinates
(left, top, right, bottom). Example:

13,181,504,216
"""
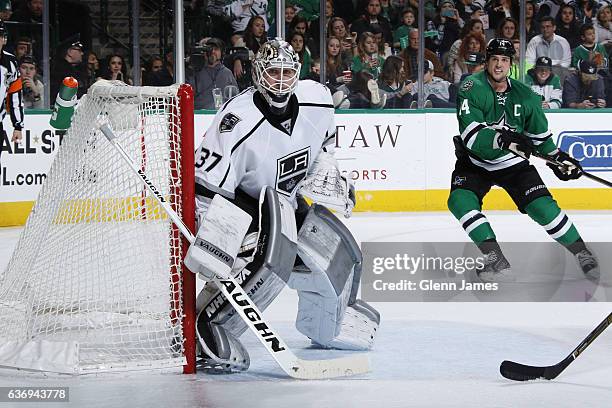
379,0,400,27
563,59,607,108
575,0,598,25
487,0,519,31
555,4,581,49
101,54,132,84
143,55,173,86
285,4,297,38
458,51,485,83
411,59,455,107
351,31,385,80
19,55,43,109
594,4,612,46
13,37,31,60
370,23,392,57
447,19,485,80
325,36,351,91
378,55,415,108
524,56,563,109
308,0,334,53
451,32,486,83
455,0,481,22
537,0,564,22
221,0,268,34
332,69,386,109
187,38,238,110
50,36,89,104
572,24,609,71
525,0,539,42
0,0,11,21
350,0,393,45
289,31,313,79
244,15,267,55
401,28,446,80
509,38,532,80
393,8,417,51
526,16,572,70
328,17,357,57
86,51,99,84
425,0,462,59
289,16,316,57
495,17,519,41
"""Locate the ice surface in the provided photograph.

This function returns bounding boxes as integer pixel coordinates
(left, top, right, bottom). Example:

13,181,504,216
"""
0,212,611,407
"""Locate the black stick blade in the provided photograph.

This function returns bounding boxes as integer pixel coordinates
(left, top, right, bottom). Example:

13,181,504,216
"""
500,360,547,381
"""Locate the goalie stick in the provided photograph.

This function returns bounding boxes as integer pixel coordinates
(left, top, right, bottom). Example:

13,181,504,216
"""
500,312,612,381
99,124,369,380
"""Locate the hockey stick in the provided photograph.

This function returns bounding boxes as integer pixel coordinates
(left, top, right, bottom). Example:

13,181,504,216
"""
530,150,612,188
500,312,612,381
99,124,369,379
482,125,612,188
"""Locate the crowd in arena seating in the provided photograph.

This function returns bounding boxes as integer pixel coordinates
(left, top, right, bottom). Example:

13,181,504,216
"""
3,0,612,110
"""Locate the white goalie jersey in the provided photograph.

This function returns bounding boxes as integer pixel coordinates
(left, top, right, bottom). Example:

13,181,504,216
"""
194,80,336,205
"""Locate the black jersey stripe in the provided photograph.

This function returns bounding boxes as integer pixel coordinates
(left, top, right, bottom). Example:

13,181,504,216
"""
230,117,265,155
462,123,485,145
219,164,231,188
546,214,569,236
299,102,334,108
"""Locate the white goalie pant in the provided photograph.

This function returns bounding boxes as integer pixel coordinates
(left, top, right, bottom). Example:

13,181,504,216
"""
288,204,380,350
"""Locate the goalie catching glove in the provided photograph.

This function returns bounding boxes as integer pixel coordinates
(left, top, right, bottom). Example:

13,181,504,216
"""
495,128,534,159
298,151,355,218
546,149,582,181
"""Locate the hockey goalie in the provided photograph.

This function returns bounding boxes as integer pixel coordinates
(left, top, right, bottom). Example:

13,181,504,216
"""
185,38,380,372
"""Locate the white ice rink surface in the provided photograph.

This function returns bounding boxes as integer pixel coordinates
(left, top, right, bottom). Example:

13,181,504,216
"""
1,212,611,408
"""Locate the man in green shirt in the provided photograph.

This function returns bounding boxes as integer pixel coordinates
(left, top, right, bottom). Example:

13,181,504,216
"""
449,38,599,282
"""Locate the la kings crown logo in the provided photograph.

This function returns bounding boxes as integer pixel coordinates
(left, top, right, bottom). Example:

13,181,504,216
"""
276,147,309,196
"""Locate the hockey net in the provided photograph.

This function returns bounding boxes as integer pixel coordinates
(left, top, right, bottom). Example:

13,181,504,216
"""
0,80,196,374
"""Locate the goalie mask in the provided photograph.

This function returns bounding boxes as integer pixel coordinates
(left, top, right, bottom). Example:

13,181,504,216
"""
253,38,301,113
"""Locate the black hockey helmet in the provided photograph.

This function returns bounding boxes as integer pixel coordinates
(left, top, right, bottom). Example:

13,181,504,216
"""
485,38,515,60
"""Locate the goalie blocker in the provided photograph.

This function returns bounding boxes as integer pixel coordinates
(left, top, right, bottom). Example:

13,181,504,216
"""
194,187,380,372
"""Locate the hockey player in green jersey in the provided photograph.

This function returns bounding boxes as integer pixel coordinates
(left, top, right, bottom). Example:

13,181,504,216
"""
448,38,599,282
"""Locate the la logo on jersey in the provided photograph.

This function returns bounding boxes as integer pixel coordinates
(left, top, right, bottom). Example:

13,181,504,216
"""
276,147,310,196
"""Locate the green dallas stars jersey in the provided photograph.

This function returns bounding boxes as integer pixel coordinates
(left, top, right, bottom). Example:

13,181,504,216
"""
456,70,557,171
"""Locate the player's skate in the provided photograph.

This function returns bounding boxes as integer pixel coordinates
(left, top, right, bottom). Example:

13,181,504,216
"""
575,248,599,280
476,248,515,282
196,309,250,373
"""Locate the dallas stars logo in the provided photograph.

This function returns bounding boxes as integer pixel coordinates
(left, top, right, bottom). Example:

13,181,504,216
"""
496,93,508,106
487,113,516,134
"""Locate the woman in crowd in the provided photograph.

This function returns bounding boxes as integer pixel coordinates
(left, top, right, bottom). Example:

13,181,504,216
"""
451,32,486,84
290,31,313,79
495,17,519,41
232,16,266,89
555,4,581,49
487,0,519,30
102,54,131,84
525,0,539,42
446,19,484,83
328,17,356,57
351,31,385,80
575,0,598,25
377,55,414,108
594,4,612,46
333,70,386,109
326,36,351,91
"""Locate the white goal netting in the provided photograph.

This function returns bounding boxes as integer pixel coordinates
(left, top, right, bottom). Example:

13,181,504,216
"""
0,81,194,374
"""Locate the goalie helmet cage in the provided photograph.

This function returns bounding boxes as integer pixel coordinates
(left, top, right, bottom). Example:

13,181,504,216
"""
0,81,196,374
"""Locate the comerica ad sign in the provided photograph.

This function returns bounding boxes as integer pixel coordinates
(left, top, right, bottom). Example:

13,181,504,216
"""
558,131,612,171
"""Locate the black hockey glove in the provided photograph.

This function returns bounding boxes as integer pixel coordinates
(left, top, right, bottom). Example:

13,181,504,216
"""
496,128,534,159
546,150,583,181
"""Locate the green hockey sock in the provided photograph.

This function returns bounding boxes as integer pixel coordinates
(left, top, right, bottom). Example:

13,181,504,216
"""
524,196,581,245
448,189,496,244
